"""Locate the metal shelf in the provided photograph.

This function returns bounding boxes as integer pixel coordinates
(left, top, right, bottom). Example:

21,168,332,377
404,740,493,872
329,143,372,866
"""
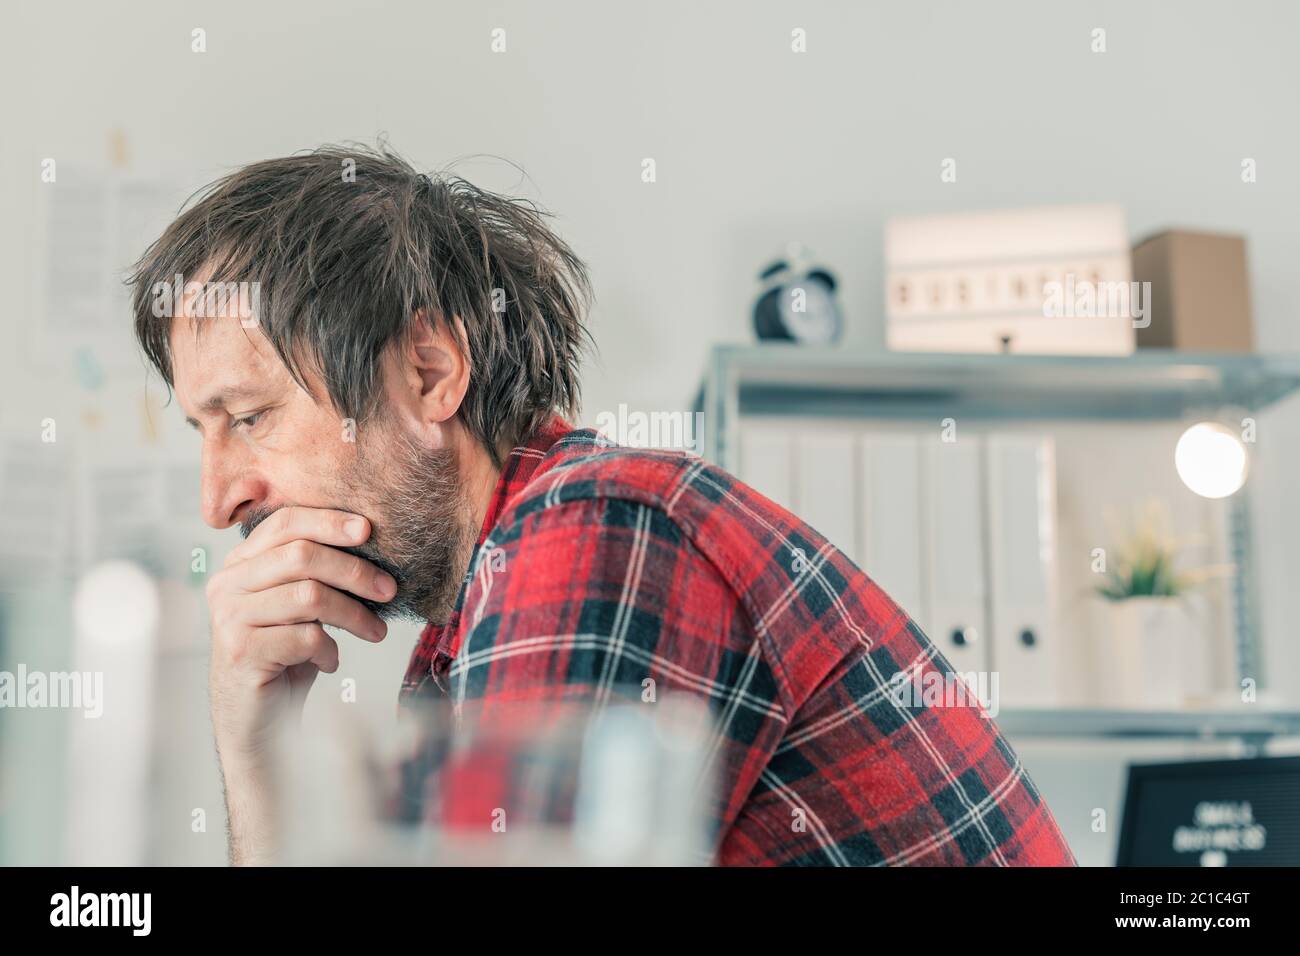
996,708,1300,744
697,344,1300,464
693,344,1300,730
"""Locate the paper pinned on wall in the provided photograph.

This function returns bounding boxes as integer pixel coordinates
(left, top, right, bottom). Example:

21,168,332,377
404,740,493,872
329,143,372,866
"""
33,167,185,372
76,461,160,575
0,437,197,596
68,446,210,583
42,176,111,339
0,438,75,592
74,347,105,391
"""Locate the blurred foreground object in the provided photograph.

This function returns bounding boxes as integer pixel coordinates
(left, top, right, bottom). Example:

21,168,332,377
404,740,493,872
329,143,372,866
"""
885,204,1135,354
1132,230,1254,352
68,561,160,865
274,692,716,865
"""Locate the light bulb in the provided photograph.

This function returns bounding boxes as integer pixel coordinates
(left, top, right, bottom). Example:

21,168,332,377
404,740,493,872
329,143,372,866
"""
1175,422,1248,499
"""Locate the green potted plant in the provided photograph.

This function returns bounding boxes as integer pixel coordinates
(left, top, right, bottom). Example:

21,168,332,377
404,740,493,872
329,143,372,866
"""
1095,501,1227,709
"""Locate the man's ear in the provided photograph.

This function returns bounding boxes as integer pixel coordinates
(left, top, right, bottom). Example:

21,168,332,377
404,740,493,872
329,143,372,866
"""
405,309,471,425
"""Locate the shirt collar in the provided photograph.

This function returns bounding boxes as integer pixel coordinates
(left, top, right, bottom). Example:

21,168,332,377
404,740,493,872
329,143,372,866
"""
422,414,574,660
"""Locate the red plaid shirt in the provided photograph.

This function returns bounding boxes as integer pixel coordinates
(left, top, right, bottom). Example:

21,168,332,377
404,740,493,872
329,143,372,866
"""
400,416,1077,866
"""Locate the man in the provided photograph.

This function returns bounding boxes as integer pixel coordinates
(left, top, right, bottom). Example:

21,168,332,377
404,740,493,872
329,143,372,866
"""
130,144,1076,867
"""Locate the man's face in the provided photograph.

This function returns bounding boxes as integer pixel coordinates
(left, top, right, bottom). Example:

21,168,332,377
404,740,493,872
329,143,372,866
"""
170,306,473,624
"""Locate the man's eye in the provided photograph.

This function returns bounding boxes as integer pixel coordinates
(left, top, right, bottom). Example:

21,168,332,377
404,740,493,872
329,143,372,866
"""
232,411,264,431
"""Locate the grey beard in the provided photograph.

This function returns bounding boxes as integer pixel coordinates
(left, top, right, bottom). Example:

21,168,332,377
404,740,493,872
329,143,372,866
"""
240,424,474,626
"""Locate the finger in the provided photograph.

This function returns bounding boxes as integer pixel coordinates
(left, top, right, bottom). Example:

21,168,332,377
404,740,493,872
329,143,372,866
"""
233,539,397,605
240,579,388,643
254,623,340,672
227,506,371,565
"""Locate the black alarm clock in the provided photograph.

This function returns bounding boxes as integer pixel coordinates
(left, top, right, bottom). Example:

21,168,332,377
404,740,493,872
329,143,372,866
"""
752,250,843,344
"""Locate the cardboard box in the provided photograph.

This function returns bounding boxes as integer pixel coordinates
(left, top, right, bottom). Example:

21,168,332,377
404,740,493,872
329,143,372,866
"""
1131,231,1253,352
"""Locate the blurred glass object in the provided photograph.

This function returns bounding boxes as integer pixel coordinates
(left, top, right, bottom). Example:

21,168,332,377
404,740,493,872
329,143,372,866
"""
73,560,159,646
67,561,160,864
272,691,717,865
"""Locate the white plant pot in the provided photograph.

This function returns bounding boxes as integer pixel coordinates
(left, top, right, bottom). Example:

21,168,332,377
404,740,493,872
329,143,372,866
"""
1102,597,1201,709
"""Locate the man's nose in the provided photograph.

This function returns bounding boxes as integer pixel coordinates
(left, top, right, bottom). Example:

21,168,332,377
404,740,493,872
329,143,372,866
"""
200,444,265,530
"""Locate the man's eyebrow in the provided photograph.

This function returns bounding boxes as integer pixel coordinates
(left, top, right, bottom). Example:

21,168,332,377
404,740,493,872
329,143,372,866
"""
184,386,267,430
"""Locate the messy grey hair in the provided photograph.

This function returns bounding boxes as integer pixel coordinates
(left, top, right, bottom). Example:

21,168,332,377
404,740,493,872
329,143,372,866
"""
128,143,594,466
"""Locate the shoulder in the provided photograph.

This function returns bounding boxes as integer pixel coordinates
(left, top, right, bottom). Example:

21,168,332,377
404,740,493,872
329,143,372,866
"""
466,433,751,634
464,429,911,716
494,429,767,544
479,433,720,575
502,431,705,518
487,429,865,628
